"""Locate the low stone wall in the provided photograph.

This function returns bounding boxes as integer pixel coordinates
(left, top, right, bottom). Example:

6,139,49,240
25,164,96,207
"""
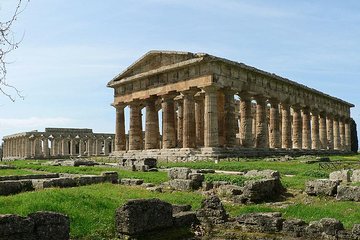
0,171,118,196
0,211,69,240
0,173,59,182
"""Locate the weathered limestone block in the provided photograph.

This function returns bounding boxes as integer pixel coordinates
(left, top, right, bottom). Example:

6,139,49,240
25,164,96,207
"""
173,212,198,227
172,204,192,214
196,196,228,224
0,214,34,240
202,181,213,191
78,176,104,186
336,185,360,202
235,178,285,203
188,173,204,189
193,169,215,174
0,180,34,196
0,212,70,240
305,218,344,238
146,186,162,193
282,219,307,238
352,170,360,183
329,170,351,183
212,181,229,189
169,179,196,191
168,167,192,180
244,170,280,180
101,171,119,183
120,178,144,186
29,211,70,240
42,178,78,189
353,224,360,236
216,184,243,198
236,212,284,233
73,159,99,167
115,199,173,236
305,179,339,196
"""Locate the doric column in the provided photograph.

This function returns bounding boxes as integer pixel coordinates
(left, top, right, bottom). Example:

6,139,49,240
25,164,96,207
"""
43,138,49,158
239,92,253,148
224,88,236,147
327,114,334,150
78,139,83,156
114,104,126,151
104,139,109,155
182,89,197,148
319,112,327,150
345,118,351,151
255,96,268,148
203,86,219,148
269,99,281,148
34,138,41,157
70,139,76,156
94,139,100,156
87,138,93,156
217,90,225,147
62,138,69,156
24,138,31,158
51,138,56,156
281,103,292,149
176,99,183,148
311,110,320,150
162,94,177,149
339,117,346,150
195,93,205,147
302,107,311,150
145,97,160,150
292,105,302,149
333,116,341,150
129,101,143,150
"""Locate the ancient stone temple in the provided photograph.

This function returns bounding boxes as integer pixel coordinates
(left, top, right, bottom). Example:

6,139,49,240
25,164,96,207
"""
2,128,114,160
107,51,354,160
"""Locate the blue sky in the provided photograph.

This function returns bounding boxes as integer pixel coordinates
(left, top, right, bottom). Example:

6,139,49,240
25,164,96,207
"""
0,0,359,140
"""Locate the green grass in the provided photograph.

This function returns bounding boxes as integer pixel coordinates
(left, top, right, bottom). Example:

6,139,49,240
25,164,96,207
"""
0,183,203,239
8,160,169,184
0,169,37,176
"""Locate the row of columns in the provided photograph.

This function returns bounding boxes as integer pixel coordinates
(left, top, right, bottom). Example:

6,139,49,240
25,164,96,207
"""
3,136,114,159
114,87,352,152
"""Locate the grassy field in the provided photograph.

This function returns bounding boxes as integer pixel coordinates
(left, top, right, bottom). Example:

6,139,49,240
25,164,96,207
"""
0,155,359,238
0,183,203,239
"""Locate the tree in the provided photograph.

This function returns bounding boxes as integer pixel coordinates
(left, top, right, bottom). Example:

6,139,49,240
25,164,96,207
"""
350,118,358,153
0,0,29,101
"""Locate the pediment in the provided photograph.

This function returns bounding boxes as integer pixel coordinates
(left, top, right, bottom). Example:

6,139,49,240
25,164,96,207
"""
110,50,202,82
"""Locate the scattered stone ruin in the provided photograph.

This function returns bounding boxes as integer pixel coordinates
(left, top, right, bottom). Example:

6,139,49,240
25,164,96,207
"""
0,211,70,240
108,50,354,160
119,157,157,171
305,169,360,202
114,197,360,240
2,128,115,160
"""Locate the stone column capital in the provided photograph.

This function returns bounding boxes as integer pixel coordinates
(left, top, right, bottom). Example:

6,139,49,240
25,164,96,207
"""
254,95,267,103
238,91,252,101
182,88,199,98
201,85,219,93
311,108,319,115
113,102,126,109
161,92,178,102
268,98,279,106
